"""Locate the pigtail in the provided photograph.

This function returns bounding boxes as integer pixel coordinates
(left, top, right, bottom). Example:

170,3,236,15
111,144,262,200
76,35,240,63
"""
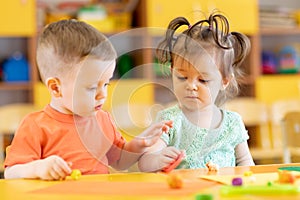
185,13,232,51
156,17,190,64
229,32,251,67
208,14,231,49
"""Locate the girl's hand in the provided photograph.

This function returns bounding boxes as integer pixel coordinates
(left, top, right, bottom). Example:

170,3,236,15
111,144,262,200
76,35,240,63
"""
35,155,72,180
156,147,183,170
137,120,173,148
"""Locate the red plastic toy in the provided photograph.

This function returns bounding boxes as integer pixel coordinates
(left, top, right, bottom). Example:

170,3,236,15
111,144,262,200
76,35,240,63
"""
162,152,184,173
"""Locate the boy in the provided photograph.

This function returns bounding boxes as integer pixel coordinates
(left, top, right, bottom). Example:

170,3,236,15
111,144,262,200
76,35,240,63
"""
4,19,171,180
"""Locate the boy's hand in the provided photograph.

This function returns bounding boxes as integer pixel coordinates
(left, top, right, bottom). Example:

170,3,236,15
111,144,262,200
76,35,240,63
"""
35,155,72,180
137,120,173,147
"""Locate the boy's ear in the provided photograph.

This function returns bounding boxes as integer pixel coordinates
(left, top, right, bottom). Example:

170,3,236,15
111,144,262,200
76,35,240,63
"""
46,77,62,97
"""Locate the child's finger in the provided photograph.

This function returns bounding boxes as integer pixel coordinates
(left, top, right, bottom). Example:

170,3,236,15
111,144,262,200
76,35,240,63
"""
67,162,73,167
55,157,72,174
162,120,173,132
164,120,173,128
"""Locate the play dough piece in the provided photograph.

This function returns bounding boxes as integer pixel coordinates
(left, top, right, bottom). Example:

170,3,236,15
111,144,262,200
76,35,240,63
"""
232,177,243,186
162,152,184,173
70,169,82,180
167,173,183,189
205,161,219,171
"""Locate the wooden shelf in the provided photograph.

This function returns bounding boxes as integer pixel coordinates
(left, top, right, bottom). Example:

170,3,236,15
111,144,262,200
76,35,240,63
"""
260,27,300,35
0,82,32,90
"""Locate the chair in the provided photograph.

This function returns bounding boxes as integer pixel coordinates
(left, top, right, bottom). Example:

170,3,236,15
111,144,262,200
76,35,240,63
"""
269,99,300,163
225,97,282,162
0,103,37,171
281,111,300,163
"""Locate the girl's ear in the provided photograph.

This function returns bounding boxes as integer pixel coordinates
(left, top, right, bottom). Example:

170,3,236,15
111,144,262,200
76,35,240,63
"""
221,76,232,90
46,77,62,97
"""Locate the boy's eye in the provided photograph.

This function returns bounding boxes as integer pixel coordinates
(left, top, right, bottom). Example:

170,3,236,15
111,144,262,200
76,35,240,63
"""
87,87,97,91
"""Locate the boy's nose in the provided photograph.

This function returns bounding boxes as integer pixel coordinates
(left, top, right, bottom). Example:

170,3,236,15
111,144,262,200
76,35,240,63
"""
95,89,106,100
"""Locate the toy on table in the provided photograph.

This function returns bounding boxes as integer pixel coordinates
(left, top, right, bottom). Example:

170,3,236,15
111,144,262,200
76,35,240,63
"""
162,152,184,173
277,169,300,184
232,177,243,186
205,161,219,172
221,184,300,195
194,194,213,200
167,173,183,189
70,169,82,180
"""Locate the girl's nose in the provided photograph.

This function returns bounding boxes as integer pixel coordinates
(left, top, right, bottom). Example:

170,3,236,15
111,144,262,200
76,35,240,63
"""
186,80,198,91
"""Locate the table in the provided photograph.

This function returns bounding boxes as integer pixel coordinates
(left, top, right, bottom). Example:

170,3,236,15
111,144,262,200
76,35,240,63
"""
2,163,300,200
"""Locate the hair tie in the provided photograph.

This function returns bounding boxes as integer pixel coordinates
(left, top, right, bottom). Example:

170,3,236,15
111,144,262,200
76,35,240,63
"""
188,24,191,29
209,24,212,30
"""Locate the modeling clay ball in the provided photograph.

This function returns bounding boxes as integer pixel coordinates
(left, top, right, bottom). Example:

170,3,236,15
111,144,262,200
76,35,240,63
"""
244,171,253,177
278,170,296,184
205,161,219,172
167,174,183,189
71,169,82,180
249,176,256,183
267,181,273,186
232,177,243,186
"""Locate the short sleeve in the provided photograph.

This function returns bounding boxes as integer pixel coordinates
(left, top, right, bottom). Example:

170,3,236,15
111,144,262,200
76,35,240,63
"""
103,112,126,165
228,111,249,145
4,116,42,167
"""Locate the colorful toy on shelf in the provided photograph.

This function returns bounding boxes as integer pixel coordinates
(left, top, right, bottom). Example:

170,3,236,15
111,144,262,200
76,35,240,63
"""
2,52,29,82
278,45,300,74
262,51,277,74
117,54,133,78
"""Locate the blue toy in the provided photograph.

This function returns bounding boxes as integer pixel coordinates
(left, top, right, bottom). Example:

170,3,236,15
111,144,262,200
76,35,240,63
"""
278,45,300,74
2,52,29,82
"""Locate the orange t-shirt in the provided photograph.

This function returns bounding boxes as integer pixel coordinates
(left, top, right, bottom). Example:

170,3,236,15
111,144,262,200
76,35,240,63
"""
4,105,126,174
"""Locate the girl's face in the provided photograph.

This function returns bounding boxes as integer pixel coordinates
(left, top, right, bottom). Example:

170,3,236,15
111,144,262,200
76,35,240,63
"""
172,55,226,112
59,58,115,116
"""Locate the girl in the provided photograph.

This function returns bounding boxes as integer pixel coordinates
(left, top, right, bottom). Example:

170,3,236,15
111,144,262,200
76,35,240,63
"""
138,12,255,172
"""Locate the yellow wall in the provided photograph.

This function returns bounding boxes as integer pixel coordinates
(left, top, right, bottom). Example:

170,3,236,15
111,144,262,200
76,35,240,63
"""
255,75,300,105
146,0,259,35
0,0,36,36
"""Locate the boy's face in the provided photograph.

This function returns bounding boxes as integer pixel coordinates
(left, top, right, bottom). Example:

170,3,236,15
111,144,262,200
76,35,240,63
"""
172,55,225,112
60,58,115,116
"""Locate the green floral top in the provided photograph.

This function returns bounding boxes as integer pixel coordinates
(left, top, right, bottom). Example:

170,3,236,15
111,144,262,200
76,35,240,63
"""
157,104,249,169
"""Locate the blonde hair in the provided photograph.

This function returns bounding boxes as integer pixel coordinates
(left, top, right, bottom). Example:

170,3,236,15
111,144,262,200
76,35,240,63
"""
36,19,117,83
156,12,251,106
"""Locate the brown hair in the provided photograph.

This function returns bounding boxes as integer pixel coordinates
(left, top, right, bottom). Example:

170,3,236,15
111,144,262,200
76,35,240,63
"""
36,19,117,83
156,12,251,105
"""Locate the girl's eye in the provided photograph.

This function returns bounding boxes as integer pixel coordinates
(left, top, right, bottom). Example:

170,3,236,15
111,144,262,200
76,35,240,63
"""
177,76,187,81
104,83,110,87
199,79,209,83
